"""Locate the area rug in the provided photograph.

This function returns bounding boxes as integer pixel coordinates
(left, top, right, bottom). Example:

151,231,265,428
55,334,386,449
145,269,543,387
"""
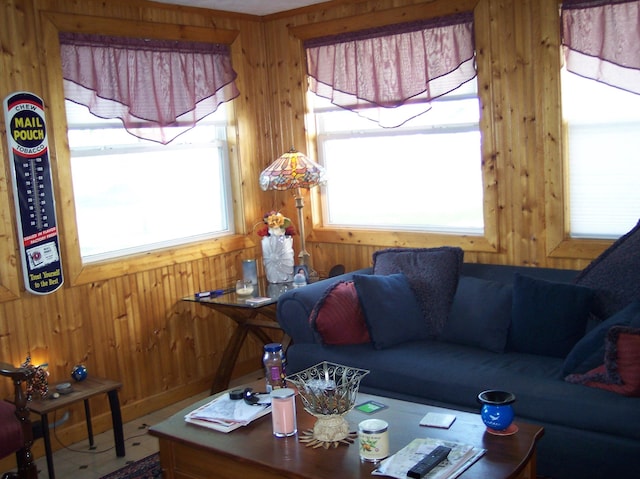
99,453,162,479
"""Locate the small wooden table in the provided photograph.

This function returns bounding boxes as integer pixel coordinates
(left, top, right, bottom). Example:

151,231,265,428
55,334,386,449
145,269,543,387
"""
28,376,125,479
184,280,293,394
150,382,543,479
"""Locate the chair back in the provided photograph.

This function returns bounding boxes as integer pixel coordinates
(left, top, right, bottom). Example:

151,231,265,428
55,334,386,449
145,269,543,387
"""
0,362,38,479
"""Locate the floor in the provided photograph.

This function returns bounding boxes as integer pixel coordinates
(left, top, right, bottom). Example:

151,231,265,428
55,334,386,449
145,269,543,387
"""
32,370,264,479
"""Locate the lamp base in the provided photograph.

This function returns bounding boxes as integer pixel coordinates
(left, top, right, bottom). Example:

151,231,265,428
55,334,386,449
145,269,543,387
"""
298,251,319,283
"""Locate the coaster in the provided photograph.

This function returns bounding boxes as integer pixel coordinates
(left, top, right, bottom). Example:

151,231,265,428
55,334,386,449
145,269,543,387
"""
486,423,519,436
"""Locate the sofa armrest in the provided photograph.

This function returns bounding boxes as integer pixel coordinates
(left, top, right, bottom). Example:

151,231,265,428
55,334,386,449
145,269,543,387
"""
276,268,372,344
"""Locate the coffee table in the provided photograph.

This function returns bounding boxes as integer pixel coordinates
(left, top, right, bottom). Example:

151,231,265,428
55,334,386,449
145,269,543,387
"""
149,383,543,479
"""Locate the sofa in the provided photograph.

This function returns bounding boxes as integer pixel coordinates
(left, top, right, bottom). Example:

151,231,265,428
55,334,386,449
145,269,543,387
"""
277,224,640,479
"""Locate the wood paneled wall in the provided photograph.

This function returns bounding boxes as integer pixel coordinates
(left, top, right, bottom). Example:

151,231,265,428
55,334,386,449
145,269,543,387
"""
0,0,613,465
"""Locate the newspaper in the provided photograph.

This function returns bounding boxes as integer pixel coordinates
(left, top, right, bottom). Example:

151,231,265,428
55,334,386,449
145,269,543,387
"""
184,392,271,433
372,437,486,479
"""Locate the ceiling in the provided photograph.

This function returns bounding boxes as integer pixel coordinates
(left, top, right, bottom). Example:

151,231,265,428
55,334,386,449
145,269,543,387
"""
150,0,332,16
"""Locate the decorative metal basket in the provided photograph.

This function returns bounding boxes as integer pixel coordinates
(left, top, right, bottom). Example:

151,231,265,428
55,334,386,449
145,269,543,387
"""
286,361,369,443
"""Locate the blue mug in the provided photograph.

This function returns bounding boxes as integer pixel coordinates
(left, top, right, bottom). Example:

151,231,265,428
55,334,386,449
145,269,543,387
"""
478,390,516,431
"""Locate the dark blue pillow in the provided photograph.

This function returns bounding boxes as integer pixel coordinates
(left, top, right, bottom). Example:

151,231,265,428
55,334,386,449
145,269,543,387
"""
509,273,594,358
441,276,513,353
563,301,640,376
372,247,463,338
353,273,427,350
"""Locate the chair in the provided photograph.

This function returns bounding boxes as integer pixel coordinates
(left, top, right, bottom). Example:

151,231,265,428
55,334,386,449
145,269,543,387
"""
0,362,38,479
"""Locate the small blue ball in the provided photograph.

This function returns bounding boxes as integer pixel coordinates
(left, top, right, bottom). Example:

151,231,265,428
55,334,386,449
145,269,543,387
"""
71,364,88,382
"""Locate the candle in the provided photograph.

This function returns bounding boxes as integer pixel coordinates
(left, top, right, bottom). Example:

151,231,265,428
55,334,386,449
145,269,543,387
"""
271,388,297,437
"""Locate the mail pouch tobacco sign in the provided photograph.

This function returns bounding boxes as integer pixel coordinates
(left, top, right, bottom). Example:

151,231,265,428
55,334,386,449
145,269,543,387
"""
4,91,64,294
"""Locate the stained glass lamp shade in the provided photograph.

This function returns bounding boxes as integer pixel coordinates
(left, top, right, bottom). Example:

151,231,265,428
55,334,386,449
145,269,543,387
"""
259,148,326,280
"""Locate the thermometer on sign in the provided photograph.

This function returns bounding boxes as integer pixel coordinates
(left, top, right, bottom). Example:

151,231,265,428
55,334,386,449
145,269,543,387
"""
4,91,64,294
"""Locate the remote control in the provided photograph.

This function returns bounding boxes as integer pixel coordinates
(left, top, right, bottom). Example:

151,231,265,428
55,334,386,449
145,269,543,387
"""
407,445,452,479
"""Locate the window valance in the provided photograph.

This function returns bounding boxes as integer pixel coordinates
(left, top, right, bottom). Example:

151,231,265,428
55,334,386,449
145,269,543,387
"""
59,32,239,144
304,12,476,127
562,0,640,95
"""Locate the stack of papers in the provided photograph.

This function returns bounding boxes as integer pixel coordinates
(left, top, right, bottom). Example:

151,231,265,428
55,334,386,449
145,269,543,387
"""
373,437,486,479
185,393,271,433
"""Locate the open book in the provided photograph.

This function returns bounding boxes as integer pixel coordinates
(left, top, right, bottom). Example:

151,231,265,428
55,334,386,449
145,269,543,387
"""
373,437,486,479
184,392,271,433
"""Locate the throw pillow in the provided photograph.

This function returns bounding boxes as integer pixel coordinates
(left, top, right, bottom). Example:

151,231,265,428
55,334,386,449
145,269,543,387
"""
509,273,594,358
309,281,370,345
352,272,427,349
562,301,640,376
441,276,513,353
372,247,464,337
573,219,640,319
565,326,640,397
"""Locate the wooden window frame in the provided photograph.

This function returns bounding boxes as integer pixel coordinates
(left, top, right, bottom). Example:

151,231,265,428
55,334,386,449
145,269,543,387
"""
292,0,498,253
39,12,252,286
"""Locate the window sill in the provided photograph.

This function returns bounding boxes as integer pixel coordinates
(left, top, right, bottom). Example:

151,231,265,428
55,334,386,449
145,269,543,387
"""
308,227,497,253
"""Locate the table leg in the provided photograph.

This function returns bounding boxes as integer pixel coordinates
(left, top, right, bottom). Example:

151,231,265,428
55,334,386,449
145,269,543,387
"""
107,389,126,457
248,326,274,346
83,399,95,449
211,324,250,394
40,413,55,479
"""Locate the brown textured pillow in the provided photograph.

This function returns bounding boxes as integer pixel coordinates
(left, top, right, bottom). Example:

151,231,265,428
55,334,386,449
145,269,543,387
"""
565,326,640,397
309,281,370,345
573,219,640,319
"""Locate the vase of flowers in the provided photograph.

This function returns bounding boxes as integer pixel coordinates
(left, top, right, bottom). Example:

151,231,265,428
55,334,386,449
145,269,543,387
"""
257,211,295,283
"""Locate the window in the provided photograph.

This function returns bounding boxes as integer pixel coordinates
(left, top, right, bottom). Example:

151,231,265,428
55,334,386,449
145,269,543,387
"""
65,101,234,261
311,79,484,234
561,68,640,239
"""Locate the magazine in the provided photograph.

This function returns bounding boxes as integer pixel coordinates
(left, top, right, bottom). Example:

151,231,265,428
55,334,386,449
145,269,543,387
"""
184,392,271,433
372,437,486,479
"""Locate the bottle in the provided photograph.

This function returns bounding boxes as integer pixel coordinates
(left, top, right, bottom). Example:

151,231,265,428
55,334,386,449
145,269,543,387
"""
263,343,286,392
293,271,307,288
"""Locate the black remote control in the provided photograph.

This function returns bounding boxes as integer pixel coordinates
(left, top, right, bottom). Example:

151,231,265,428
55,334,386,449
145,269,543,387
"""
407,445,452,479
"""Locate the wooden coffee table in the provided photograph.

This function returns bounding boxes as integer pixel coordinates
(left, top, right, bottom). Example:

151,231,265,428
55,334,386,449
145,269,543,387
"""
150,383,543,479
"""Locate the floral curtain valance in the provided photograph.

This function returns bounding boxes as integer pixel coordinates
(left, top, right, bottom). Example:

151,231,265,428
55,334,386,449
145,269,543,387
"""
59,32,240,144
561,0,640,95
304,12,476,127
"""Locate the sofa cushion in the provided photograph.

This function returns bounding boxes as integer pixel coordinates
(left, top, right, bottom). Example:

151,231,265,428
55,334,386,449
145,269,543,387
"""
353,272,426,349
565,326,640,397
563,301,640,376
309,280,370,346
372,247,463,337
574,219,640,319
509,273,593,358
441,276,513,353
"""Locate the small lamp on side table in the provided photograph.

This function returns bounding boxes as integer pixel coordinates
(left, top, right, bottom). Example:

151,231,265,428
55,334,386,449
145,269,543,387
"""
259,147,326,282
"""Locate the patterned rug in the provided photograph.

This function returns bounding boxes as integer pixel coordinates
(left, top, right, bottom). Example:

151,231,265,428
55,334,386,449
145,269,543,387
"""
99,453,161,479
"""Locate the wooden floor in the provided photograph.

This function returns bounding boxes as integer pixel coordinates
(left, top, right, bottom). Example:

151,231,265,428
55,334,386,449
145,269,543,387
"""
32,370,264,478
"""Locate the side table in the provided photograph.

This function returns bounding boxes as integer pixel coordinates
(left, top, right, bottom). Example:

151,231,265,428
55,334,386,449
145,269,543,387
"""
183,280,293,394
28,376,125,479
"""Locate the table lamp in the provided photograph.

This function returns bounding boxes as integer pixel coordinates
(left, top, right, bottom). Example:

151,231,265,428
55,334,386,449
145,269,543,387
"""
259,147,326,282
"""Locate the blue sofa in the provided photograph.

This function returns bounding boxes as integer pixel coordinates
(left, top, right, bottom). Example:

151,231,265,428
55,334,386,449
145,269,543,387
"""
277,262,640,479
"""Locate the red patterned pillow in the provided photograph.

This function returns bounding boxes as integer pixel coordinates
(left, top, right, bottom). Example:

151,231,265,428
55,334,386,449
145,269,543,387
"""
565,326,640,397
309,281,370,345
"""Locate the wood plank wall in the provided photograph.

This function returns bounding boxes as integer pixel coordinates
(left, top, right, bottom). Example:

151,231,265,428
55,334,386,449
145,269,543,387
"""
0,0,613,465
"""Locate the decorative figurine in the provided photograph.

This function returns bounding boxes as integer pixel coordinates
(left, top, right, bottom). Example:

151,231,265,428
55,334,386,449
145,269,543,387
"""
71,364,88,381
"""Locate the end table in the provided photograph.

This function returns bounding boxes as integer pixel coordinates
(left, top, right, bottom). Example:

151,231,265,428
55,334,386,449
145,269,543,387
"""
183,279,293,394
